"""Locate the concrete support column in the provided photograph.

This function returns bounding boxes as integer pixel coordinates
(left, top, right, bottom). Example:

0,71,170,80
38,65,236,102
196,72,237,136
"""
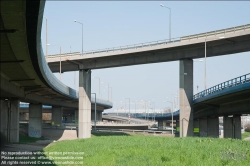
199,118,207,137
0,99,20,142
74,110,78,122
52,106,63,127
179,59,193,137
158,120,163,130
97,112,102,121
234,115,241,139
207,117,219,138
78,69,91,138
224,115,241,139
29,104,42,138
224,116,233,138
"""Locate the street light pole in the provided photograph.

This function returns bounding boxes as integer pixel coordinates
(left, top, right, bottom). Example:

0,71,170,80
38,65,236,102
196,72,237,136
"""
164,101,174,135
60,46,62,81
204,36,224,90
74,20,83,56
47,44,62,81
205,39,207,90
46,18,48,57
91,93,97,132
124,98,130,116
94,77,101,98
160,4,171,41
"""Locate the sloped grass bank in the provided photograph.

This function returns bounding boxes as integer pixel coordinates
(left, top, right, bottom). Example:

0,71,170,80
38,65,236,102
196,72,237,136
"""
44,134,250,166
242,132,250,140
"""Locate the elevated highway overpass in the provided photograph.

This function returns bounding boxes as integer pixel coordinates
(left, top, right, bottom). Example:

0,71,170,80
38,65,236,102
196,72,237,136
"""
47,23,250,138
111,73,250,139
1,0,249,141
47,24,250,71
0,0,112,142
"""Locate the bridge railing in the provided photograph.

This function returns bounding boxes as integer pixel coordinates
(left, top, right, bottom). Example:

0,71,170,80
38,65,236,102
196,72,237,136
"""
181,24,250,41
107,110,180,118
46,24,250,58
91,120,149,125
193,73,250,100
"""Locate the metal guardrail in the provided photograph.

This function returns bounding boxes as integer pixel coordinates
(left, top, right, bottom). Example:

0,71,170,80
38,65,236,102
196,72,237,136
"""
46,24,250,58
193,73,250,100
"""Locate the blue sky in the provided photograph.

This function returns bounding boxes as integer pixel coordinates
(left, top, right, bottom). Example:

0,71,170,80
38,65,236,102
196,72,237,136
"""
41,1,250,112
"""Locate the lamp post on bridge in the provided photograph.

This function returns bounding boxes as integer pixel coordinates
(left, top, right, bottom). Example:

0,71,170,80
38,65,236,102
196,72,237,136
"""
150,102,155,121
124,98,130,119
74,20,83,56
204,36,224,90
47,44,62,81
91,93,97,132
193,59,203,93
164,100,174,135
160,4,171,42
94,77,101,98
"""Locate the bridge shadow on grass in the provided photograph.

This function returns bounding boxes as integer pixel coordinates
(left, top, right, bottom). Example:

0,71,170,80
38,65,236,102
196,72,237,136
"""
91,132,131,137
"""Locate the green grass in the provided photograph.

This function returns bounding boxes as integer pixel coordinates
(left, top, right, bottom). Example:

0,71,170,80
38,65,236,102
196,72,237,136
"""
242,132,250,140
19,134,45,144
43,133,250,166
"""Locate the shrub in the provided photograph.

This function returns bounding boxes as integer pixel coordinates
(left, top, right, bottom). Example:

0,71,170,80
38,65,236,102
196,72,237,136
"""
245,123,250,132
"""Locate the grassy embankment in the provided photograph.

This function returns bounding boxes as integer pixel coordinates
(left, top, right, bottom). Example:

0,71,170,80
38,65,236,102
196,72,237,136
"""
242,132,250,140
42,132,250,166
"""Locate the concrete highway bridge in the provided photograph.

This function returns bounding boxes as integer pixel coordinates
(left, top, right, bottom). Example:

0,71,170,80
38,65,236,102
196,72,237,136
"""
109,73,250,138
19,100,110,123
1,1,250,142
0,0,112,142
47,22,250,139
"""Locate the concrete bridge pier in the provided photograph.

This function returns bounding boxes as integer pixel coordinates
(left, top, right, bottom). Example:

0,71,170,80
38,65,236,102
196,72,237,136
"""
223,115,241,139
52,106,63,127
158,120,164,130
199,117,219,137
199,118,207,137
29,103,42,138
179,59,193,137
78,69,91,138
91,111,102,121
207,117,219,137
0,99,20,142
75,110,78,122
97,111,102,121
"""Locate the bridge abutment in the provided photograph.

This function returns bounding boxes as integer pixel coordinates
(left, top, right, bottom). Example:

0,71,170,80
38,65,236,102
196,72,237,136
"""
52,106,63,127
179,59,193,137
223,115,241,139
29,103,42,138
78,69,91,138
0,99,20,142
